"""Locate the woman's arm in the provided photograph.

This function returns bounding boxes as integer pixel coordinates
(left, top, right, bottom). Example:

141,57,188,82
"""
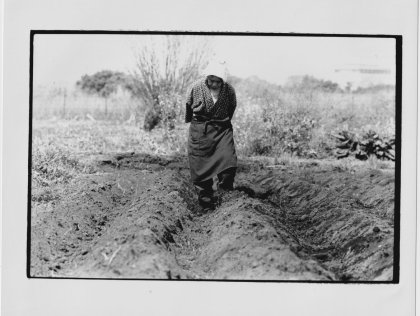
229,85,237,120
185,87,193,123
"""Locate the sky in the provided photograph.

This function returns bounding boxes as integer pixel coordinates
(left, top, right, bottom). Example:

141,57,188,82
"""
33,34,396,89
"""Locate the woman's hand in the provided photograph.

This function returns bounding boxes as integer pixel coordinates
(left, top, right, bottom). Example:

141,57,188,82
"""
192,101,205,114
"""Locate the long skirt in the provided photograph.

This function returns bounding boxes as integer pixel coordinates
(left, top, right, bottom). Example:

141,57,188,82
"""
188,120,237,184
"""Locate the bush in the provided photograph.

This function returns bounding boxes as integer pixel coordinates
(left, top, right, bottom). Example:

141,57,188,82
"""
285,75,342,93
143,92,183,131
130,36,211,130
143,107,162,131
234,96,318,157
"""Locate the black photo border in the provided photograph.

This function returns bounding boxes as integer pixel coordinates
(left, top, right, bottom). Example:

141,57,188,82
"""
27,30,402,284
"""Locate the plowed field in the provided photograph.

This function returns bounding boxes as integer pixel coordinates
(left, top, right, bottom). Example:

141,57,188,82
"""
30,153,395,281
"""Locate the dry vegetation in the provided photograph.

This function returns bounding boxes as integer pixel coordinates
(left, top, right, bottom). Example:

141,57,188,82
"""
33,80,395,161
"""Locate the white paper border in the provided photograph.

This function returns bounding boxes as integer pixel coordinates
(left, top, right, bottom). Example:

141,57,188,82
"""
2,0,417,315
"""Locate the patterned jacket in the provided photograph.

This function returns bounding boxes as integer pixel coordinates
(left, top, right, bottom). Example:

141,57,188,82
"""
185,78,237,123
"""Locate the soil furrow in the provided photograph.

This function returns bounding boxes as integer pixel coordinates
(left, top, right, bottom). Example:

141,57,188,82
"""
31,154,394,281
235,166,394,280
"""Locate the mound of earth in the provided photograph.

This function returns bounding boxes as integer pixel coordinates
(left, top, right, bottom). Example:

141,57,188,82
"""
30,153,395,281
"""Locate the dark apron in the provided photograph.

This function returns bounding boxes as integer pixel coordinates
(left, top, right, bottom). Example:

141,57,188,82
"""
188,117,238,183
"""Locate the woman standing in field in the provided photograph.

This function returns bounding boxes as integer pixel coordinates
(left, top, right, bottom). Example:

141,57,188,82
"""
185,61,238,214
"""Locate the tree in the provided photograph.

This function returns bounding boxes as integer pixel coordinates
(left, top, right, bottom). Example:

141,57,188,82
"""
76,70,126,116
286,75,342,93
129,35,212,130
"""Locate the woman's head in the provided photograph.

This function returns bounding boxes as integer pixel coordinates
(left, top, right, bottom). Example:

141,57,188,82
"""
203,61,228,84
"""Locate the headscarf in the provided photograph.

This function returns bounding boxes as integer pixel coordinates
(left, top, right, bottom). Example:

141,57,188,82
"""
203,61,228,82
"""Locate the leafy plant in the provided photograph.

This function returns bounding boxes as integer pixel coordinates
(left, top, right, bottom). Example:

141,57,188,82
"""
332,130,395,161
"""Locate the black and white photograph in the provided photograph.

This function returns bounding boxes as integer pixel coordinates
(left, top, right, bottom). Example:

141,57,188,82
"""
2,0,418,315
29,32,400,282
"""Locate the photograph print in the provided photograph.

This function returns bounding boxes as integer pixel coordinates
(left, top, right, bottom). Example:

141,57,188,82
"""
29,32,400,282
